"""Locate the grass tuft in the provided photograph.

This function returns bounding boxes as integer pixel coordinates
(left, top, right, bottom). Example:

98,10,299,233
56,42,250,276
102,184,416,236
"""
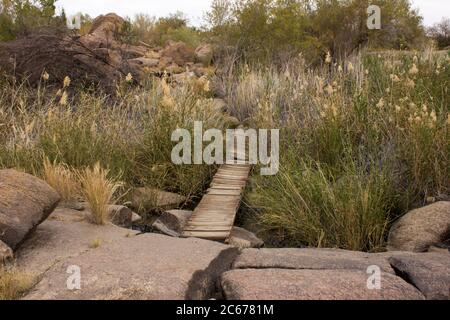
78,163,123,225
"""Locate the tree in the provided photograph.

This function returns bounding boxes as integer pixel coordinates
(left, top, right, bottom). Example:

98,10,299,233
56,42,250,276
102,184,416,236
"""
204,0,426,64
0,0,66,41
428,18,450,49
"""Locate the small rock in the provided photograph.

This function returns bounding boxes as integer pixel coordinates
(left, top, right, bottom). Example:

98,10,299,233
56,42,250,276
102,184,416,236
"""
107,205,133,228
211,98,228,113
388,252,450,300
223,115,241,127
152,210,193,237
131,212,142,223
145,50,161,60
388,202,450,252
1,240,13,263
161,41,195,66
0,169,60,249
195,44,213,66
131,188,186,212
228,227,264,249
128,57,159,68
221,269,424,300
60,201,86,211
172,71,195,84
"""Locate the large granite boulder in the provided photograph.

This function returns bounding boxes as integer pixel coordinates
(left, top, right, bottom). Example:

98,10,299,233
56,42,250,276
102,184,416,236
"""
233,248,395,274
221,269,424,300
389,252,450,300
18,208,238,300
0,169,60,250
388,202,450,252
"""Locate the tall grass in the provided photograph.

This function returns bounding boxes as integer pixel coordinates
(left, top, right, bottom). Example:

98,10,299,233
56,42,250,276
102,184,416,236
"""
232,49,450,251
0,76,225,205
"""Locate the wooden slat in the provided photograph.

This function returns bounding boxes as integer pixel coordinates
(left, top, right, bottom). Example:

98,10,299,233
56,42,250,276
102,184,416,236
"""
182,132,252,241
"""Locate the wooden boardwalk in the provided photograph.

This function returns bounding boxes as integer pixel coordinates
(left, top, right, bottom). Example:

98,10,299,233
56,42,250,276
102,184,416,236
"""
182,133,251,241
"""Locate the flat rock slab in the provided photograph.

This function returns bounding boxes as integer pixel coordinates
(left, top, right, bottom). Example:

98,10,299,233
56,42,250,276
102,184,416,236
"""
389,252,450,300
233,248,395,274
18,208,238,300
0,169,60,249
221,269,424,300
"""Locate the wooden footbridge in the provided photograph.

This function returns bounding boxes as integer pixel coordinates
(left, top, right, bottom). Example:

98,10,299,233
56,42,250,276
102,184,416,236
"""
182,132,251,242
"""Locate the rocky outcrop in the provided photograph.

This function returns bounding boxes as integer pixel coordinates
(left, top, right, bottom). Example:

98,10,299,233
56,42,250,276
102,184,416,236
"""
18,208,239,300
0,169,60,250
0,240,13,263
0,13,215,91
389,253,450,300
131,188,186,212
233,248,395,273
221,269,424,300
388,202,450,252
152,210,193,237
227,227,264,249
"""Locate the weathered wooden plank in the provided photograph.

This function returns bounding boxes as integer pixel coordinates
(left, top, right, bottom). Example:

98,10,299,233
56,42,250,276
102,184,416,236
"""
182,132,252,241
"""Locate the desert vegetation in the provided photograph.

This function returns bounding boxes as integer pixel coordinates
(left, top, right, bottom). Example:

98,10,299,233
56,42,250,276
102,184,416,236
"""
0,0,448,253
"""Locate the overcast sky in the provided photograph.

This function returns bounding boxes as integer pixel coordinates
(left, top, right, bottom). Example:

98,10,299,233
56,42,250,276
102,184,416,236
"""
56,0,449,27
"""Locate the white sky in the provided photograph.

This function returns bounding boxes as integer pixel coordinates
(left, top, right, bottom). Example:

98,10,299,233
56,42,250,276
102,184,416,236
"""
56,0,449,27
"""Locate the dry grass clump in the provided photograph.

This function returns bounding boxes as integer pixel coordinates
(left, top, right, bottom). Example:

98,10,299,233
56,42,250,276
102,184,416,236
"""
78,163,123,225
42,157,81,203
0,267,37,300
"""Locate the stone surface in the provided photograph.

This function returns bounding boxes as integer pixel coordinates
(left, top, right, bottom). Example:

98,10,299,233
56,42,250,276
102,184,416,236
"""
0,169,60,250
18,208,239,300
131,212,142,223
195,44,213,66
228,227,264,249
152,210,193,237
131,188,186,212
107,205,133,228
233,248,395,274
388,202,450,252
221,269,424,300
0,239,13,263
161,41,195,66
128,57,159,68
389,252,450,300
